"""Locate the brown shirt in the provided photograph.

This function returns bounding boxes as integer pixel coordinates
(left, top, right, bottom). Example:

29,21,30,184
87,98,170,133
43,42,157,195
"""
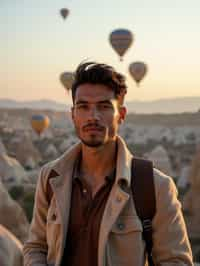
61,157,115,266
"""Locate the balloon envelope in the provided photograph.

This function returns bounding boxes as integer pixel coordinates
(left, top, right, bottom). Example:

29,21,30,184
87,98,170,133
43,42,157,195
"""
60,72,74,91
109,29,134,60
31,114,50,136
129,62,148,84
60,8,69,19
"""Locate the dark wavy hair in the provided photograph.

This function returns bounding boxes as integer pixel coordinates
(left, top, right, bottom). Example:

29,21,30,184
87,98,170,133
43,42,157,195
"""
71,62,127,104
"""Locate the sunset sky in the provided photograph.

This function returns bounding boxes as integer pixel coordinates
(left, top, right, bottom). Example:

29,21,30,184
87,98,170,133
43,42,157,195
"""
1,0,200,104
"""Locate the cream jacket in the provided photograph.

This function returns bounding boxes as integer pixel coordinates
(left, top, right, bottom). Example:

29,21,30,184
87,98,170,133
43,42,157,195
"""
23,136,193,266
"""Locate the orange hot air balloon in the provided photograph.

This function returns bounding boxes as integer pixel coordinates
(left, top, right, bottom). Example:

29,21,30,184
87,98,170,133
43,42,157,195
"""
129,61,148,85
60,8,69,20
109,29,134,61
60,71,74,91
31,114,50,136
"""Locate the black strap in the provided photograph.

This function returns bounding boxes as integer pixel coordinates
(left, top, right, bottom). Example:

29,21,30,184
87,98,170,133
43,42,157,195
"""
131,158,156,266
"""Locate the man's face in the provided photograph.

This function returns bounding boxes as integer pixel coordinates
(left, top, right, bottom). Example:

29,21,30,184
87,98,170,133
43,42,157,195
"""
71,83,126,148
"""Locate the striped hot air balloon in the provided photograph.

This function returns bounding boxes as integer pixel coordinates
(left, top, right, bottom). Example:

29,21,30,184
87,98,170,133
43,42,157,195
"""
60,8,69,20
31,114,50,136
129,61,148,86
60,71,74,91
109,29,134,61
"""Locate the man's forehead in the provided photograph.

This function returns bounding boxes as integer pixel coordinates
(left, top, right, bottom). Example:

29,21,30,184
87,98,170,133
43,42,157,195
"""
75,97,117,105
75,84,116,102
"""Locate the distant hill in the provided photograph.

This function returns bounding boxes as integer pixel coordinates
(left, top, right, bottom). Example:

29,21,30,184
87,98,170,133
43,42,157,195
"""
125,97,200,114
0,97,199,114
0,99,69,111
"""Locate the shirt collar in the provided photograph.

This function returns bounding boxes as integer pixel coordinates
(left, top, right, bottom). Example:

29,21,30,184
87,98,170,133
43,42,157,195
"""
73,152,116,184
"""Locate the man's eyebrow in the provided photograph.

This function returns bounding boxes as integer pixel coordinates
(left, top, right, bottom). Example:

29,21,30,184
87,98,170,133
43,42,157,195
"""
75,100,88,105
97,100,113,104
75,99,113,105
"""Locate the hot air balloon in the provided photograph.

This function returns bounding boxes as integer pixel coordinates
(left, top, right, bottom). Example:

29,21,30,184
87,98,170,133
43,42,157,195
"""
60,71,74,91
60,8,69,20
129,61,148,86
109,29,134,61
31,114,50,136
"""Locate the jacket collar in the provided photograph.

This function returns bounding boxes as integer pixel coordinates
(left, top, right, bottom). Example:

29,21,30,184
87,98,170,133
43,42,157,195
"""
49,135,133,188
49,141,82,186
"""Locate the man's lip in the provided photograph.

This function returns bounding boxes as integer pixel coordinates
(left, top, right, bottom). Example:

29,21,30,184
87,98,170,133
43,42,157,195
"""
84,127,103,131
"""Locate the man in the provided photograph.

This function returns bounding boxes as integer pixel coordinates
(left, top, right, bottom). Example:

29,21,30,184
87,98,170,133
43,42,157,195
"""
23,62,193,266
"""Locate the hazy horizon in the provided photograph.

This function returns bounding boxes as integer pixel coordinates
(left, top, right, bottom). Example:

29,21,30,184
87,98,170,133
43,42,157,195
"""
0,96,199,114
1,95,200,104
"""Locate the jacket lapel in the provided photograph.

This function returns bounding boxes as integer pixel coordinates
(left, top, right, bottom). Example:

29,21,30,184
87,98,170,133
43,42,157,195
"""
98,186,130,266
98,136,133,266
48,142,82,264
50,173,72,243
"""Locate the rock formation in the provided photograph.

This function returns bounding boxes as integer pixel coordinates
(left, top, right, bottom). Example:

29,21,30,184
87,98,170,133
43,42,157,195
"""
0,139,7,155
0,153,28,185
144,145,173,176
11,134,42,169
0,181,29,243
0,224,23,266
183,147,200,237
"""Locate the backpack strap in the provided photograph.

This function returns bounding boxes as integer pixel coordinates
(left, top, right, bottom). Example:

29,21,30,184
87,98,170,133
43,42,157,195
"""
131,157,156,266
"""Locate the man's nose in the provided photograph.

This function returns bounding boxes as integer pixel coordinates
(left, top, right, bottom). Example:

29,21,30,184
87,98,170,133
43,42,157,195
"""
88,106,100,120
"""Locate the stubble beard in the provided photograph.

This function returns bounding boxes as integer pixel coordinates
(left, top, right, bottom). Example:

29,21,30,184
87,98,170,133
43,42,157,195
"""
75,124,118,148
81,138,104,147
75,127,105,148
80,132,106,147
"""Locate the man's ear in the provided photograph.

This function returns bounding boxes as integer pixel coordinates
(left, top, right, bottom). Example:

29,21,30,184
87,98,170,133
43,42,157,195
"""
119,106,127,124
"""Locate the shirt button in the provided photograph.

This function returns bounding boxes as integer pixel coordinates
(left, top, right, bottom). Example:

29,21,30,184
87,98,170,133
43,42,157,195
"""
117,223,125,230
116,195,122,202
52,213,56,221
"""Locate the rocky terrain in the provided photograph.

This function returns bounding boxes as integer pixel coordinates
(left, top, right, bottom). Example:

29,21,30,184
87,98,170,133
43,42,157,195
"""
0,107,200,263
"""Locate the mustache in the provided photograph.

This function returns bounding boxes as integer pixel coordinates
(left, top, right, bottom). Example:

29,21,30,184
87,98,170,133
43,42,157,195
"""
83,123,104,131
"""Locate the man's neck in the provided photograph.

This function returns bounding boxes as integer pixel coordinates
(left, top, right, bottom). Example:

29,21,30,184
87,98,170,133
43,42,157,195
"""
80,139,117,190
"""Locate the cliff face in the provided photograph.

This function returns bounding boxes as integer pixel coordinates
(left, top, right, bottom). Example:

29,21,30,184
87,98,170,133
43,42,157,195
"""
0,224,23,266
0,181,29,243
182,147,200,263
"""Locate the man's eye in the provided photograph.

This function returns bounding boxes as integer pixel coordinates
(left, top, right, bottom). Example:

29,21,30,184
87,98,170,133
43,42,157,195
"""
77,104,88,109
99,104,112,109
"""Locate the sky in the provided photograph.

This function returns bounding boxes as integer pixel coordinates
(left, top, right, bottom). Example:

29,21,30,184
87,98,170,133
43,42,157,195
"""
0,0,200,104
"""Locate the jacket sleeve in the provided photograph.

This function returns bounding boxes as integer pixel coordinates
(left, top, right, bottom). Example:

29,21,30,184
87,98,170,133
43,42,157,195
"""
23,166,50,266
152,169,194,266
